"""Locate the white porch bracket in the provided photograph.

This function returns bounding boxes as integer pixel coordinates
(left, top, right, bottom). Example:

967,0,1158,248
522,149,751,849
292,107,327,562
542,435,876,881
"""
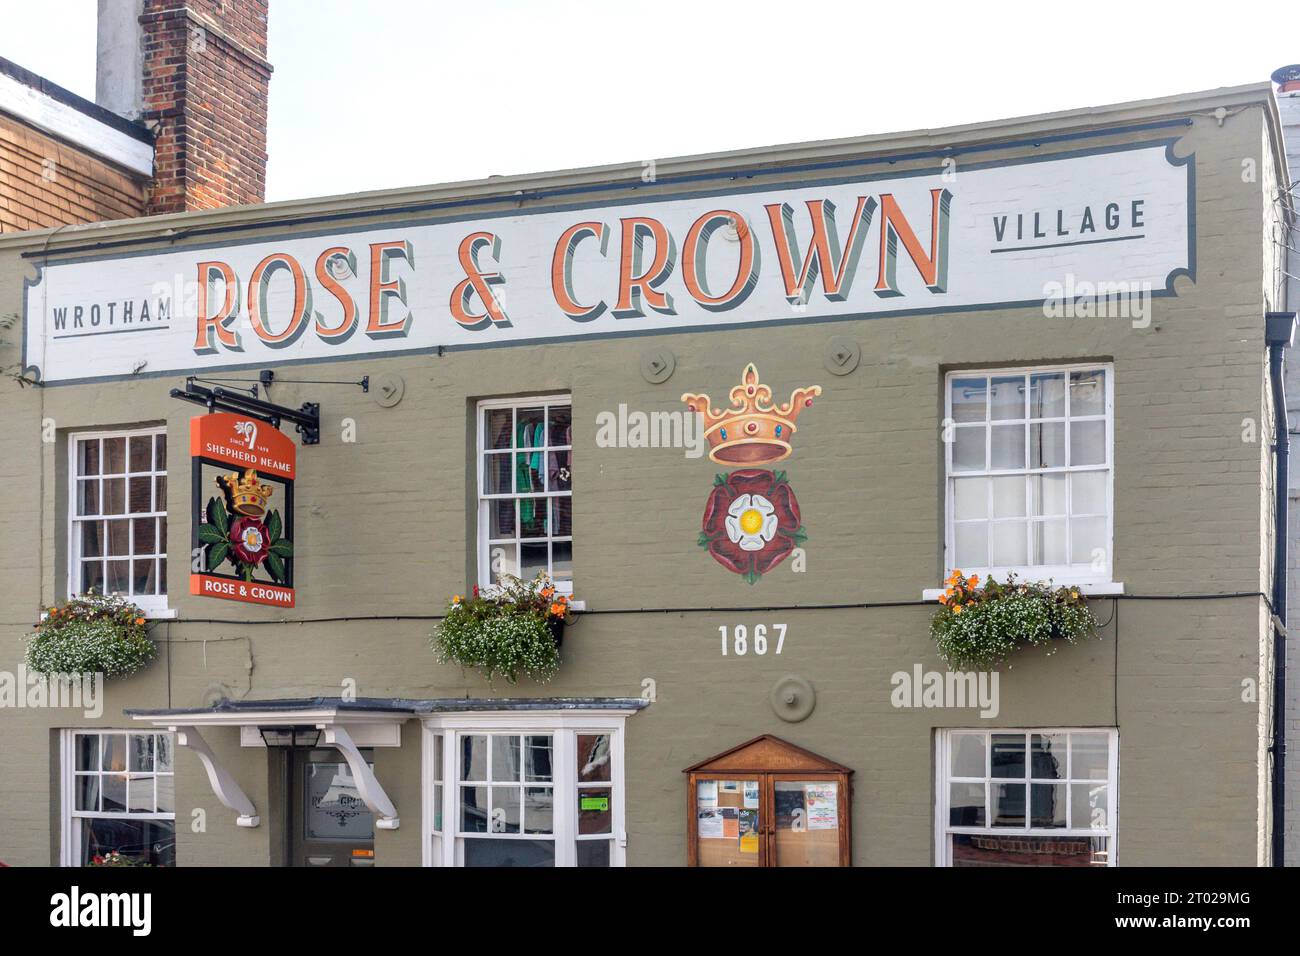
170,724,261,828
320,724,400,829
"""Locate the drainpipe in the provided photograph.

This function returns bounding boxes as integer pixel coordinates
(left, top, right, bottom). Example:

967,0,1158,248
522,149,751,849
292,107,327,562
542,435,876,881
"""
1266,311,1295,867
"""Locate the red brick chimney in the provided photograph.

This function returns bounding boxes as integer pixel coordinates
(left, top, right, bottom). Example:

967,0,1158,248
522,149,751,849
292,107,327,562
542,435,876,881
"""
138,0,272,215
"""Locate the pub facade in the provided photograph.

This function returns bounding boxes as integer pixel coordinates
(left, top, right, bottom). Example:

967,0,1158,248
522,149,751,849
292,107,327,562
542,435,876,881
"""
0,79,1291,867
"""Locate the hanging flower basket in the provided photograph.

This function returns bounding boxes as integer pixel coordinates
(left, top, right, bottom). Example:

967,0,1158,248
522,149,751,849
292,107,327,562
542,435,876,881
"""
431,573,574,684
25,591,156,679
930,571,1097,671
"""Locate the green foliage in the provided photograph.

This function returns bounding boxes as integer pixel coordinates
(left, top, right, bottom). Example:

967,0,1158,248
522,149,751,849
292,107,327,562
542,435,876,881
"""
25,592,156,678
430,573,570,685
930,572,1098,670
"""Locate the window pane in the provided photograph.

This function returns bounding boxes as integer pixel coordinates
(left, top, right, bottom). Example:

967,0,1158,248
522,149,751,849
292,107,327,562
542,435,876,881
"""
953,477,987,519
576,840,611,867
950,377,986,423
1029,422,1065,468
106,520,129,556
517,407,545,447
460,735,488,782
1070,420,1106,466
1031,734,1067,779
79,819,175,867
519,498,548,537
991,734,1025,778
102,734,126,772
157,558,168,595
76,774,100,812
577,734,611,782
952,833,1107,867
1072,782,1108,830
484,407,513,449
129,734,155,772
153,434,167,471
491,786,521,833
77,439,100,476
523,735,552,782
156,734,173,772
463,837,554,867
524,787,554,834
1071,733,1110,780
991,521,1027,567
991,781,1027,827
1071,472,1107,515
1070,369,1106,416
81,521,105,558
951,427,985,472
482,452,512,494
548,451,572,491
551,541,573,585
127,776,155,813
991,476,1026,518
80,561,103,594
132,560,157,596
990,424,1024,469
515,452,542,495
488,544,519,584
128,435,152,472
1030,474,1067,516
460,785,489,832
107,560,130,594
1030,784,1066,827
102,774,127,812
132,518,157,555
520,542,548,580
953,523,988,568
1030,519,1067,565
77,480,99,516
154,476,166,510
488,500,516,539
128,477,152,513
578,787,612,835
491,736,520,782
1029,373,1065,418
156,774,175,814
547,405,572,446
990,376,1024,421
552,497,572,537
75,734,99,771
1070,516,1107,565
103,478,125,515
949,734,986,778
103,437,126,474
949,782,985,826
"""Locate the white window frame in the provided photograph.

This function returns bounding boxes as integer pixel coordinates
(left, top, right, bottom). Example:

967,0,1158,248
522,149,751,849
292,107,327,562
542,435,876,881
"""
933,728,1119,867
59,729,177,867
475,395,574,596
421,711,628,867
66,426,171,615
941,363,1118,590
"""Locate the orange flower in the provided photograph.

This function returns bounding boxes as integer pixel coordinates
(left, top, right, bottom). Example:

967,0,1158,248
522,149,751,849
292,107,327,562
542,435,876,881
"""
549,602,565,616
541,587,554,599
135,617,146,626
967,574,979,588
451,594,463,604
953,605,964,615
557,595,568,604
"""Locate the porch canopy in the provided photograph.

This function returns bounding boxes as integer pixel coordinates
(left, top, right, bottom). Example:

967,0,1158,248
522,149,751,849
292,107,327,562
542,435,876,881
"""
127,696,647,831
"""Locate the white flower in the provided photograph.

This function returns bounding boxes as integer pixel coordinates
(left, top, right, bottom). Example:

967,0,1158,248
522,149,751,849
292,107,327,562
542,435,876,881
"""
724,494,778,552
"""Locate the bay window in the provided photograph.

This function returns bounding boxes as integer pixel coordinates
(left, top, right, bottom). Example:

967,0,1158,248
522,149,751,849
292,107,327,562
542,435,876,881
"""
936,728,1117,867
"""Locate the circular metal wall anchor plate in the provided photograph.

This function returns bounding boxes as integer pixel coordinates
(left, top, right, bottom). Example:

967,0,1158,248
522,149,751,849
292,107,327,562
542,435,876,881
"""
373,373,405,408
640,349,676,384
823,336,860,375
770,674,816,722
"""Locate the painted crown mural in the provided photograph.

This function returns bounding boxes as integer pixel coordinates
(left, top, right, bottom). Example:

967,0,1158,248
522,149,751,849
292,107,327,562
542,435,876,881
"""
684,363,820,584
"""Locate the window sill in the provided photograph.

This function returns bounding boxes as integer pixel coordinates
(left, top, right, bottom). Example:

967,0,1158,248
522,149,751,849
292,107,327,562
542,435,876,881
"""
921,581,1124,601
141,607,178,620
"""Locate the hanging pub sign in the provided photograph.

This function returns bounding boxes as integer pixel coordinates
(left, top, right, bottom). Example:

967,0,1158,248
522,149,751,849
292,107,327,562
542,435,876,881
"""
189,412,296,607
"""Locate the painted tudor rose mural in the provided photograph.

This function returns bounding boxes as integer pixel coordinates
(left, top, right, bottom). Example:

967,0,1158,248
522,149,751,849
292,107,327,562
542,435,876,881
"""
683,364,820,583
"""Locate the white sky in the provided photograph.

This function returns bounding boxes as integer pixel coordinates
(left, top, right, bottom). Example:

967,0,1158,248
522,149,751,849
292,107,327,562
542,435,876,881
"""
1,0,1295,203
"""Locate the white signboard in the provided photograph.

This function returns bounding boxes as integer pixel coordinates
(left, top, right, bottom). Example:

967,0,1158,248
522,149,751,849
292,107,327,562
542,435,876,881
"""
21,140,1192,385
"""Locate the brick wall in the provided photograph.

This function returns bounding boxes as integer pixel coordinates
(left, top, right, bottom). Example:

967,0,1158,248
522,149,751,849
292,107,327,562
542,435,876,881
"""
0,113,147,231
140,0,271,215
